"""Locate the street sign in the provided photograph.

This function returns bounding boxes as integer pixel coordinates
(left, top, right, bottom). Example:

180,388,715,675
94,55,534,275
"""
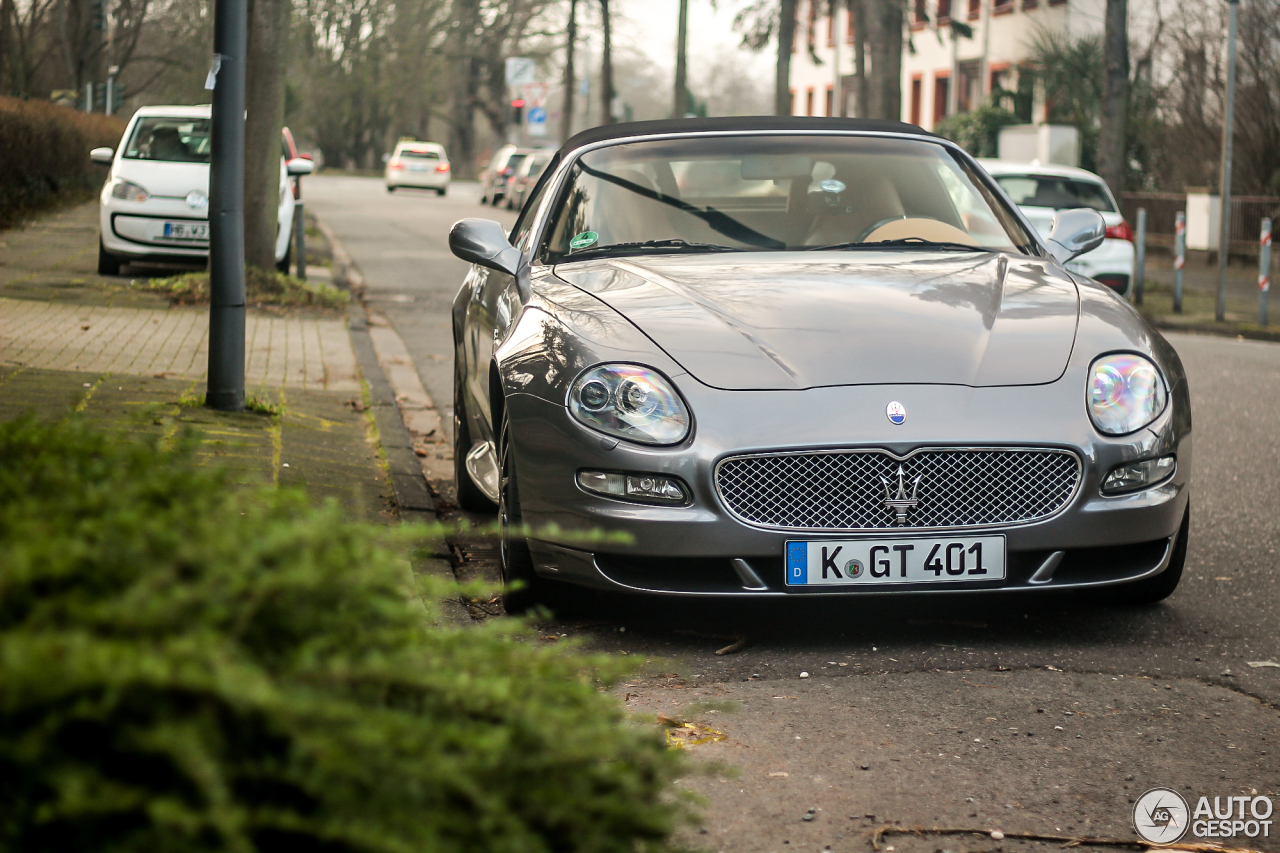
505,57,536,87
526,106,548,137
524,82,551,106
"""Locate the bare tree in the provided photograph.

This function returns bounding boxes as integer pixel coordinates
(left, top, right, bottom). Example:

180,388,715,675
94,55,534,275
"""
731,0,797,116
561,0,576,141
864,0,902,120
243,0,290,271
851,0,867,117
599,0,613,122
673,0,688,117
1096,0,1128,192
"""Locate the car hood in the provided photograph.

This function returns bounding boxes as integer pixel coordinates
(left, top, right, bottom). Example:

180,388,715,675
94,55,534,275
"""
554,252,1079,390
112,159,209,199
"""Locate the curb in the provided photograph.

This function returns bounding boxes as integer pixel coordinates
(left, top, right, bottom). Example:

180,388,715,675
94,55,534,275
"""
320,215,472,626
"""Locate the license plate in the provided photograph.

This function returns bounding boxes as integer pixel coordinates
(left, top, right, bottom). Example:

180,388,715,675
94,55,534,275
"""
409,163,429,171
785,535,1006,586
163,221,208,240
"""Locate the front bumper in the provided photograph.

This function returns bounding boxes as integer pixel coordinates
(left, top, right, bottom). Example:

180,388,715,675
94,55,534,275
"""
505,379,1190,597
101,195,209,260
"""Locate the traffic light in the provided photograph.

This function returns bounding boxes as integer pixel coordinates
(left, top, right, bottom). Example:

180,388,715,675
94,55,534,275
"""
511,98,525,125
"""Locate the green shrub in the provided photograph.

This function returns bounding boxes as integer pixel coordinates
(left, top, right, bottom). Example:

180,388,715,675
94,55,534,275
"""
0,417,687,853
0,97,125,229
144,268,349,312
934,103,1019,159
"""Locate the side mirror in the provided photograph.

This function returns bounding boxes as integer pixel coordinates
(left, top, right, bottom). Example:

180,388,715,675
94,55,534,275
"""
381,153,391,163
90,147,114,164
450,218,523,279
1046,208,1106,263
286,157,314,177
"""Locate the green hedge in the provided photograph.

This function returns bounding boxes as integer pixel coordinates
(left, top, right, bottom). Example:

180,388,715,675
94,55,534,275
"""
0,97,125,229
0,417,688,853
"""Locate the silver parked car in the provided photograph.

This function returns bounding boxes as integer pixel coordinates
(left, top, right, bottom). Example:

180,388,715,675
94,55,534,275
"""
449,117,1191,612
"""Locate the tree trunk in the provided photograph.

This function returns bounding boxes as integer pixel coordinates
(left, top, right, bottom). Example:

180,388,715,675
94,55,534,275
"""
774,0,797,115
673,0,689,117
561,0,576,142
864,0,902,120
242,0,290,272
851,0,867,117
1097,0,1129,192
447,0,480,179
600,0,614,123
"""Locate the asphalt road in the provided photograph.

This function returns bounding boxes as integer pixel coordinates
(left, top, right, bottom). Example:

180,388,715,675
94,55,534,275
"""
307,175,1280,852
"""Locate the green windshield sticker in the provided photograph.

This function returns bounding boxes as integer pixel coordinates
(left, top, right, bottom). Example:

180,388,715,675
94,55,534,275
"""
570,231,599,250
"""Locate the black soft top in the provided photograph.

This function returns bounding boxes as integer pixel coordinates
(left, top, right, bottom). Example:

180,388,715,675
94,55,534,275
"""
560,116,935,156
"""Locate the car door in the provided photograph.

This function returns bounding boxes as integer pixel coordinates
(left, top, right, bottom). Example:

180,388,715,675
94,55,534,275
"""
461,169,556,442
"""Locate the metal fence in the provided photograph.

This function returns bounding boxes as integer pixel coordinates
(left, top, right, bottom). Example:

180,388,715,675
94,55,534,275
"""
1121,192,1280,252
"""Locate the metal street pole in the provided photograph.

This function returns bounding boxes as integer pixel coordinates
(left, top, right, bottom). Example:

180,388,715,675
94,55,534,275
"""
294,177,306,280
1133,207,1146,306
1173,210,1186,313
1215,0,1240,322
1260,218,1272,326
831,0,841,116
206,0,247,411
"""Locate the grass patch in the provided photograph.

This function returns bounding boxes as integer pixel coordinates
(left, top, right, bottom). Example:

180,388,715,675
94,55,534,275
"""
143,267,349,312
176,391,283,415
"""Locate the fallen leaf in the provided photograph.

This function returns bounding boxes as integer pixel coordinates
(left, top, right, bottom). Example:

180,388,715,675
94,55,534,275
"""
767,771,789,778
1247,661,1280,668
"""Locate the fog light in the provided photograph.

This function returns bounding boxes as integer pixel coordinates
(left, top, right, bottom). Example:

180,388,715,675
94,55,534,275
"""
1102,455,1176,495
577,470,688,504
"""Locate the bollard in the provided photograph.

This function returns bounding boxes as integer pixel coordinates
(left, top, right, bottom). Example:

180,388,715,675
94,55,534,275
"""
1261,217,1272,326
294,201,306,280
1173,211,1186,313
1133,208,1147,306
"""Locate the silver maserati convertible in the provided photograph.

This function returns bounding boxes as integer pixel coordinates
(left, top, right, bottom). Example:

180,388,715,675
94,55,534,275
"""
448,117,1191,611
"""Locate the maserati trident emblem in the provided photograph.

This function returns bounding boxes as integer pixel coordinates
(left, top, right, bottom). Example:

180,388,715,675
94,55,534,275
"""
881,464,922,525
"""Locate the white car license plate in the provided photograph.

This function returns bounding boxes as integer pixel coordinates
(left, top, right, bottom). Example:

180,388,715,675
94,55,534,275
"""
163,221,208,240
785,535,1006,586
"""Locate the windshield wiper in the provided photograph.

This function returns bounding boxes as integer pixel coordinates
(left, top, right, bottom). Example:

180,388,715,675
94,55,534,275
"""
565,239,742,260
806,238,988,252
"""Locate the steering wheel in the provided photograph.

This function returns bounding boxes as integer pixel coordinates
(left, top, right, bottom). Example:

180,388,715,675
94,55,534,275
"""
854,215,909,242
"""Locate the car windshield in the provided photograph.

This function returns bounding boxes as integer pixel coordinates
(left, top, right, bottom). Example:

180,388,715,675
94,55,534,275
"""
995,174,1115,212
123,117,211,163
542,135,1035,262
399,149,441,160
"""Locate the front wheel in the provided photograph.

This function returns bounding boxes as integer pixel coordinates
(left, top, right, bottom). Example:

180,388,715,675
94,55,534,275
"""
97,239,121,276
276,240,292,275
1112,505,1189,605
497,410,587,616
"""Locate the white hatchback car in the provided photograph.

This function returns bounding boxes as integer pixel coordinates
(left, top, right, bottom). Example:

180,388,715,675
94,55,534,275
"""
384,141,450,194
91,104,312,275
979,160,1136,296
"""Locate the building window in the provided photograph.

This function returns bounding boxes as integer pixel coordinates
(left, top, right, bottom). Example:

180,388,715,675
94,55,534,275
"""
992,0,1014,13
847,7,856,42
827,8,835,46
933,74,950,126
806,88,815,116
911,0,927,28
937,0,952,22
1022,0,1038,8
968,0,981,19
790,88,797,115
825,85,834,117
910,77,923,126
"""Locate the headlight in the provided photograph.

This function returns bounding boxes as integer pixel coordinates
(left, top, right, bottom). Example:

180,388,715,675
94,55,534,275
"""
110,179,150,202
1087,354,1167,435
568,364,690,445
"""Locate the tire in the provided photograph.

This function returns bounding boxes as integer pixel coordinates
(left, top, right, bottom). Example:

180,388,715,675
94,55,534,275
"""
97,240,121,276
437,186,447,197
497,409,586,616
276,240,292,275
1113,504,1189,605
453,363,498,512
387,185,397,193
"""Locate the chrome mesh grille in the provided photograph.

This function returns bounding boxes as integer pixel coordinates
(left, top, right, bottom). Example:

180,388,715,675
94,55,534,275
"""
716,448,1081,531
